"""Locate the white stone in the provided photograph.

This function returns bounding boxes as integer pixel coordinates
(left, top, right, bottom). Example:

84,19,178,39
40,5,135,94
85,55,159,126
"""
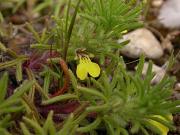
142,62,166,84
152,0,163,8
118,28,163,59
158,0,180,28
175,83,180,91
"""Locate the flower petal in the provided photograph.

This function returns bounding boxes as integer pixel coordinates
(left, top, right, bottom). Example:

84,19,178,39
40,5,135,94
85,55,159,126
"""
76,63,88,80
88,62,100,78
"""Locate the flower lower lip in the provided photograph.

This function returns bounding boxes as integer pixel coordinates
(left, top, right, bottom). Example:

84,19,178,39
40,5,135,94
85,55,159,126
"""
76,56,100,80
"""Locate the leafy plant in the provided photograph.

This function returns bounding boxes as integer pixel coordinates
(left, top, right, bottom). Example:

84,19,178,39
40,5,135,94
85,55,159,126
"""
0,72,34,135
0,0,179,135
66,55,178,135
31,0,143,61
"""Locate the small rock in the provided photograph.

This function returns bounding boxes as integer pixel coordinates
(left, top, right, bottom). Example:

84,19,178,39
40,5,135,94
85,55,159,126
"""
142,62,166,84
158,0,180,28
152,0,163,8
175,83,180,91
118,28,163,59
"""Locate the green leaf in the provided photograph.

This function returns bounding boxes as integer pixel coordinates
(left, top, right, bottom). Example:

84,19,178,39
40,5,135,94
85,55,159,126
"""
0,128,12,135
86,103,110,113
23,117,45,135
0,72,8,102
0,114,11,127
43,70,51,94
63,0,81,59
26,23,41,42
0,42,7,52
0,106,24,114
42,94,78,105
147,116,175,130
69,69,78,94
20,122,32,135
16,62,23,82
33,0,52,13
136,54,145,76
8,80,34,100
0,57,28,70
77,117,101,132
12,0,25,13
77,86,107,102
140,126,150,135
0,99,21,109
30,44,57,50
104,119,116,135
142,120,162,135
43,111,56,135
57,114,75,135
0,12,4,23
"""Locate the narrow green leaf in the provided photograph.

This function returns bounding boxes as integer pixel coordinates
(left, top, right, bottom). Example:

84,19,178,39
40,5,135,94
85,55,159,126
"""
31,44,57,50
167,52,175,70
33,0,52,13
78,86,107,102
104,119,116,135
119,127,129,135
136,55,145,76
54,0,65,17
0,57,27,70
0,128,12,135
0,106,24,114
69,69,78,93
0,42,7,52
63,0,81,59
140,126,150,135
65,0,71,34
42,94,78,105
0,114,11,127
0,12,4,23
40,28,47,43
8,80,34,100
79,13,98,24
101,71,111,97
12,0,25,13
23,117,45,135
90,78,104,93
0,99,21,109
16,62,23,82
143,61,154,94
43,71,51,94
57,114,74,135
86,104,109,113
0,72,8,102
77,117,101,132
147,116,174,130
142,120,162,135
20,122,32,135
26,23,41,42
43,111,56,135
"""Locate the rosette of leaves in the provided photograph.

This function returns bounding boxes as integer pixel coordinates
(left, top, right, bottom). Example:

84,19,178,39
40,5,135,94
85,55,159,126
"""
67,56,179,135
0,72,34,135
19,111,78,135
30,0,143,61
74,0,143,51
1,56,179,135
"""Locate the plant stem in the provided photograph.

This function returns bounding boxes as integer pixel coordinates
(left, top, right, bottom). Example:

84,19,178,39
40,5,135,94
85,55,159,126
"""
51,58,70,97
63,0,81,61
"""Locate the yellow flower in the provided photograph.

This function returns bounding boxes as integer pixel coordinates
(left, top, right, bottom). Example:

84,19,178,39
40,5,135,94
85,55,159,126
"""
148,115,173,135
76,56,100,80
